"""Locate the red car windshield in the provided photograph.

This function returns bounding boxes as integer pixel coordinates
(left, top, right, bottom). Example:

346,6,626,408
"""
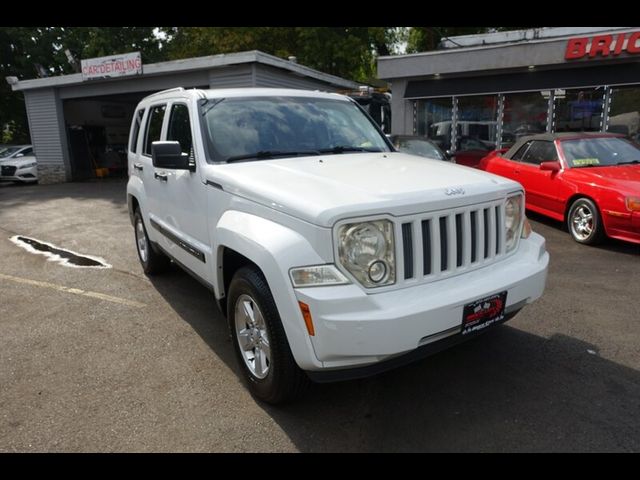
562,137,640,168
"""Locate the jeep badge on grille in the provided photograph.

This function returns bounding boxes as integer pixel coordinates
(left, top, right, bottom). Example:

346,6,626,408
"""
445,187,465,196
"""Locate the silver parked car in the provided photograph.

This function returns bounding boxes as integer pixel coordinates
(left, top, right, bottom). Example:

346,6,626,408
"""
0,145,38,183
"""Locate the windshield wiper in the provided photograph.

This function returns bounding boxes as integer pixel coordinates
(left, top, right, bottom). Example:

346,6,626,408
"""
615,160,640,165
226,150,321,163
318,145,383,154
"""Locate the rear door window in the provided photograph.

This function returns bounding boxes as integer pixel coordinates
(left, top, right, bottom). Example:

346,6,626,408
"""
129,109,145,153
510,141,532,161
522,141,558,165
143,104,166,156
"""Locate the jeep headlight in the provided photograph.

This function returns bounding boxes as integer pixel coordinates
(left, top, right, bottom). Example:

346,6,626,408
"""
505,194,524,252
337,220,395,287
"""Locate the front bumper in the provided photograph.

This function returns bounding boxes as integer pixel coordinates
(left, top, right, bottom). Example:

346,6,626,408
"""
0,165,37,182
294,232,548,371
603,210,640,245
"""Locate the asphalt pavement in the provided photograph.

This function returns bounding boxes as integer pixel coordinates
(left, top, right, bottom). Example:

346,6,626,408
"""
0,179,638,452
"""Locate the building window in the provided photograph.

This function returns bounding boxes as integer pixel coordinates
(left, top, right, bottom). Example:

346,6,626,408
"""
416,98,453,151
502,92,549,148
606,85,640,143
554,87,604,133
454,94,499,159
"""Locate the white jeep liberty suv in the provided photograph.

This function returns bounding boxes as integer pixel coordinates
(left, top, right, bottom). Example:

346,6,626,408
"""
127,87,549,404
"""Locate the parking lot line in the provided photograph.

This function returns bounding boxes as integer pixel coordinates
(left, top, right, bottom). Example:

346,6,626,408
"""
0,272,146,309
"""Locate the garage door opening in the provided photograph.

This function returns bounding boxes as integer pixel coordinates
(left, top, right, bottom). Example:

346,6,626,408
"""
63,92,151,181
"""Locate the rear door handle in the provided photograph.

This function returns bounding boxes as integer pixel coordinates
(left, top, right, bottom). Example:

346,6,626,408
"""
514,169,521,174
154,172,168,182
133,163,143,172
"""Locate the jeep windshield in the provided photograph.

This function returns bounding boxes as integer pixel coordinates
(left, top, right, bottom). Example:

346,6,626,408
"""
198,96,391,163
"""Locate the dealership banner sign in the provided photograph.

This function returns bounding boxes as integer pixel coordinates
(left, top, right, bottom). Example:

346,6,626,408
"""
81,52,142,81
565,31,640,60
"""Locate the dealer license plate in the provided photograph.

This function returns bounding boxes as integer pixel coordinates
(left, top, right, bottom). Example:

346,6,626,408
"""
461,291,507,335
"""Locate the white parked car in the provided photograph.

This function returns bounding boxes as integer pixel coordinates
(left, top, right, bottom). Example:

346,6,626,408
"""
127,88,549,404
0,145,38,183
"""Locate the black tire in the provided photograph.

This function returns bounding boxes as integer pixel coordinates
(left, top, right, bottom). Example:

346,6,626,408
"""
227,266,309,404
567,197,606,245
133,208,170,275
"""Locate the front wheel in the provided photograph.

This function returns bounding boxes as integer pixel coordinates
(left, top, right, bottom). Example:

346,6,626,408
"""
228,266,308,404
133,209,170,274
567,198,605,245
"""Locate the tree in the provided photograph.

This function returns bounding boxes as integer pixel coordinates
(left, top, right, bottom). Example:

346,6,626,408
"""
0,27,165,143
164,27,404,83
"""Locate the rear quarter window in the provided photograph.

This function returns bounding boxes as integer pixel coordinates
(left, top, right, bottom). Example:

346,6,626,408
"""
129,109,145,153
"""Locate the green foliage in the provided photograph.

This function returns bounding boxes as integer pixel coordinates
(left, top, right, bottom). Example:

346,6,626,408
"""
0,27,166,143
165,27,404,83
3,26,533,143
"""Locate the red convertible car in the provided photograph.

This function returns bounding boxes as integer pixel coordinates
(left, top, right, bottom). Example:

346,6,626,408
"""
478,133,640,245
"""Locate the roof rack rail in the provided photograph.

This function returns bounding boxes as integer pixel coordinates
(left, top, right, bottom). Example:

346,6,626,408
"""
145,87,185,99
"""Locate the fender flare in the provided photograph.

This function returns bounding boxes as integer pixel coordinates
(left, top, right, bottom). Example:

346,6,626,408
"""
215,210,326,370
126,177,162,244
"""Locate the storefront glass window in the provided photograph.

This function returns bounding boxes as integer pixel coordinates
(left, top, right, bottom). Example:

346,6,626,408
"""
454,95,498,166
502,92,549,148
554,87,604,133
607,85,640,143
416,98,453,152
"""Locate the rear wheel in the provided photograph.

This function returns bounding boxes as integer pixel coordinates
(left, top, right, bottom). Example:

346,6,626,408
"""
567,198,605,245
134,209,170,274
228,266,308,404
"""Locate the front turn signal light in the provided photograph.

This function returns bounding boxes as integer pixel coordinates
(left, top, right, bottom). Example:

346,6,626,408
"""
626,196,640,212
299,301,315,336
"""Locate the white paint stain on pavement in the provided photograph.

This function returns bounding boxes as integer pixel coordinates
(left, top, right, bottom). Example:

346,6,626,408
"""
9,235,111,268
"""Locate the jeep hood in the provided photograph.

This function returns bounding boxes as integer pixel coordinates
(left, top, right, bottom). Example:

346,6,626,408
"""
209,152,520,227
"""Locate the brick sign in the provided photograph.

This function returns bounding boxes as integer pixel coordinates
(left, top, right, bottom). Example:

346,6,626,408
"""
81,52,142,81
565,32,640,60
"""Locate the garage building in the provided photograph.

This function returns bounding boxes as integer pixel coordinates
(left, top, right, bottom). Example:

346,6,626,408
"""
378,27,640,160
9,50,359,184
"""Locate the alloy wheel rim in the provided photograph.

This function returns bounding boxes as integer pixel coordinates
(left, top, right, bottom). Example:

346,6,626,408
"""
571,205,594,240
136,218,149,262
234,294,271,379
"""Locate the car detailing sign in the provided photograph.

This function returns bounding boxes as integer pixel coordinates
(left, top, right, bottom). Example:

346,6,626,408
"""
81,52,142,81
565,31,640,60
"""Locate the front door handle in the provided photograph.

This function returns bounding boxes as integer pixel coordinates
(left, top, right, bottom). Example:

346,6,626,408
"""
133,162,143,172
514,169,521,174
154,172,168,182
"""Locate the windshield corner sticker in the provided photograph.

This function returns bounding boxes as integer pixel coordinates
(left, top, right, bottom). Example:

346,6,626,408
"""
572,158,600,166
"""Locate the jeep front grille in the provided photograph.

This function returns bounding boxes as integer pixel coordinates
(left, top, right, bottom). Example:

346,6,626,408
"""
398,200,507,284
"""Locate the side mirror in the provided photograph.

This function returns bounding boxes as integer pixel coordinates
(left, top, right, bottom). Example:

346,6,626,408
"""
152,141,192,170
15,153,24,158
445,149,453,158
540,161,561,172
